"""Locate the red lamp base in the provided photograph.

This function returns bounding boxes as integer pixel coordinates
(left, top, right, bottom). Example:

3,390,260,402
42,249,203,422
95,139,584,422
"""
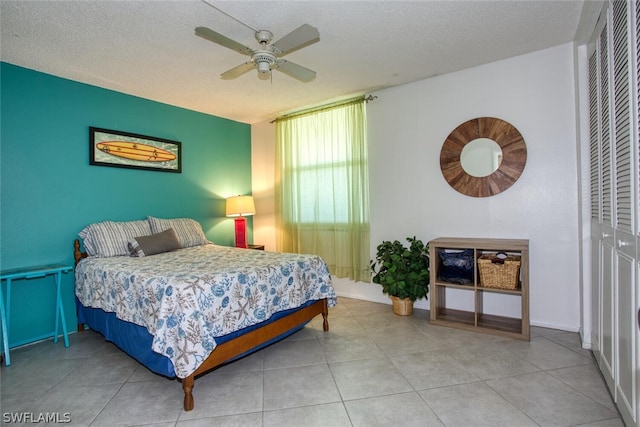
234,217,248,248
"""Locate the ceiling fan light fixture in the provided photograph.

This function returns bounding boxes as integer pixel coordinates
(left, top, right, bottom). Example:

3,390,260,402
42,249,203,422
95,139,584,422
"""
253,51,275,65
252,51,275,80
258,68,271,80
257,59,271,73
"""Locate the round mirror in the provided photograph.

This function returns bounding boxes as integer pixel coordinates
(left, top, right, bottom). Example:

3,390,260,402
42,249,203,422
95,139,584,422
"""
460,138,503,177
440,117,526,197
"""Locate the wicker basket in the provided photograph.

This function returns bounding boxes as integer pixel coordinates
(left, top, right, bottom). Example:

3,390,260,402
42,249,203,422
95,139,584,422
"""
477,253,521,290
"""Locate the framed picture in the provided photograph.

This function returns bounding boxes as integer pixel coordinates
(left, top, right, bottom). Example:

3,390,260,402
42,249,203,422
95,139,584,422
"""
89,127,182,173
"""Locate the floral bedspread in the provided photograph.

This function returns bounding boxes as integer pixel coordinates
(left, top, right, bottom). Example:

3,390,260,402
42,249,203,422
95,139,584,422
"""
75,244,336,378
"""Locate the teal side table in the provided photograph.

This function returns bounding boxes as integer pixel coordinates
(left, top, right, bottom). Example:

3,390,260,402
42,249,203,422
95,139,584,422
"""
0,264,73,366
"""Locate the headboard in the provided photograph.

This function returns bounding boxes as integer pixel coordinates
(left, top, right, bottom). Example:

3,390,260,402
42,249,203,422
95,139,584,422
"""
73,239,88,266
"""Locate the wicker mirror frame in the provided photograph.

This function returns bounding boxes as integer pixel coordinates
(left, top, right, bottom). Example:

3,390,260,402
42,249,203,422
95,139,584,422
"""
440,117,527,197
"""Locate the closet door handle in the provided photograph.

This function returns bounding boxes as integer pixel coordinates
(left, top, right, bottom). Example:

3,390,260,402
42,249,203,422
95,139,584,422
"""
617,239,631,248
602,232,611,238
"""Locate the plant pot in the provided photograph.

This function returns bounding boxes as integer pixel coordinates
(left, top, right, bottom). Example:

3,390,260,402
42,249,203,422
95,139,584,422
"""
390,296,413,316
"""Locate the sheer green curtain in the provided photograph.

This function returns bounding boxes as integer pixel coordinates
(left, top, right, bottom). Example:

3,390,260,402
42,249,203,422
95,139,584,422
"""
275,97,370,282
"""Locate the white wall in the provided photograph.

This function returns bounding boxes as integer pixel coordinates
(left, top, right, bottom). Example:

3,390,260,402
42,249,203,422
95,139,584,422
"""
252,42,583,331
251,120,277,252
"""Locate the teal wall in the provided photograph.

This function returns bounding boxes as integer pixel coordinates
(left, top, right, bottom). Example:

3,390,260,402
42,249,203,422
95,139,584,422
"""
0,62,252,347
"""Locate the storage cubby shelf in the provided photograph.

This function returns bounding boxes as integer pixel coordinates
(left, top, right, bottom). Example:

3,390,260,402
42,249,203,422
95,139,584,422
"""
429,237,529,340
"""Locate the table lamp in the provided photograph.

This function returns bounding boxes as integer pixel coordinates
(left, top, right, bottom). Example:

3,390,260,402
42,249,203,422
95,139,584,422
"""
225,195,255,248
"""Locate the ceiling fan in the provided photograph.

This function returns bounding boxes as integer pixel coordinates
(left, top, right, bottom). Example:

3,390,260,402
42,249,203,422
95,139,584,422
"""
195,23,320,82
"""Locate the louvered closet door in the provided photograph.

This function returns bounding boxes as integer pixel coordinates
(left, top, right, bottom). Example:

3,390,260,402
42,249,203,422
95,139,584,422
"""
590,2,640,424
590,34,603,364
589,26,613,370
612,0,638,425
612,1,638,425
596,7,617,394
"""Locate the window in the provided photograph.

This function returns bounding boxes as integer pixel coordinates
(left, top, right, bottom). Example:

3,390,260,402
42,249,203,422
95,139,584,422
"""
275,97,370,282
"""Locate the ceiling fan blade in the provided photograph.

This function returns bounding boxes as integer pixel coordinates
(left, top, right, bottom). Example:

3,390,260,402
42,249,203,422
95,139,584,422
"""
271,24,319,56
273,59,316,82
195,26,254,56
221,62,256,80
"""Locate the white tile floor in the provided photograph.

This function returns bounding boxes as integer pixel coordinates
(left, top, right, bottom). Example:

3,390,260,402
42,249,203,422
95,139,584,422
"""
0,297,624,426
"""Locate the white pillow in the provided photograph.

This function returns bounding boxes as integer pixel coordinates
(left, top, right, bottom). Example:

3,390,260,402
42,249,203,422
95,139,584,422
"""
147,216,209,248
79,220,152,257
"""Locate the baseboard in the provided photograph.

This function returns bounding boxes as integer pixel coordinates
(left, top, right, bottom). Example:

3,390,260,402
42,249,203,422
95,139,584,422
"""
331,275,577,332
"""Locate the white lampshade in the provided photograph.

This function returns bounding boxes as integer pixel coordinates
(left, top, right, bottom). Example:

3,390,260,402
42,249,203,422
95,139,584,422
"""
226,195,256,217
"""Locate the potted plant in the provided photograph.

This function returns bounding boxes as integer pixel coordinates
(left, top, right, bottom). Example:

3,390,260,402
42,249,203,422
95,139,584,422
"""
370,237,430,315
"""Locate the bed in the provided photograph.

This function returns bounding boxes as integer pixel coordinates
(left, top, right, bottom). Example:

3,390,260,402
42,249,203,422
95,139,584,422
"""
73,216,336,411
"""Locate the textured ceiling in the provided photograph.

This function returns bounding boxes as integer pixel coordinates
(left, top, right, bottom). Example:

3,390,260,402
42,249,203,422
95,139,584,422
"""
1,0,587,124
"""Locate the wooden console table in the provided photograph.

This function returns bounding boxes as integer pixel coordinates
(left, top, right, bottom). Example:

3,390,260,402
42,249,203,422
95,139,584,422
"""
0,264,73,365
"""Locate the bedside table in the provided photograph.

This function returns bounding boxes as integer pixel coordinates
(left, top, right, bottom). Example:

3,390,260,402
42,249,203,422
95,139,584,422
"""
247,244,265,250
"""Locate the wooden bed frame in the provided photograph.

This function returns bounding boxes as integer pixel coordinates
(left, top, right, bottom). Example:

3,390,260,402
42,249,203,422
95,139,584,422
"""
73,240,329,411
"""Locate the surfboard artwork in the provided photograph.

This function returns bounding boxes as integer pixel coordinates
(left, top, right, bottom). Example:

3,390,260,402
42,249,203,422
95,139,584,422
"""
96,141,177,162
89,127,181,173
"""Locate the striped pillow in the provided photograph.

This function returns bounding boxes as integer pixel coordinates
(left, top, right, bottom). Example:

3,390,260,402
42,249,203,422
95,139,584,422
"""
147,216,209,248
79,220,152,257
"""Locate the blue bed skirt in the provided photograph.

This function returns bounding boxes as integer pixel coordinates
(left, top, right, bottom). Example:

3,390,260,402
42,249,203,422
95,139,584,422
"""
76,299,316,378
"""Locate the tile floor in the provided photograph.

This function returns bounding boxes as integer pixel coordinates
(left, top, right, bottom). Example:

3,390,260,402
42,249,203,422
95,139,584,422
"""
0,297,624,426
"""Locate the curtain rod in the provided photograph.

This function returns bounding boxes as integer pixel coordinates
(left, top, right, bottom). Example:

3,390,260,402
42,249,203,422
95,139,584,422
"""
271,94,378,123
